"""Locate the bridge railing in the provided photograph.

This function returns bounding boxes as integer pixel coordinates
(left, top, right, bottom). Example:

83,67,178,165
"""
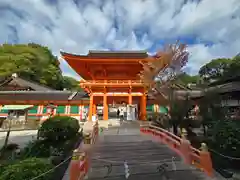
140,124,213,177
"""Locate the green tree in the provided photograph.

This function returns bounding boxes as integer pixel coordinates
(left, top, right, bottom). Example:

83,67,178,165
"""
223,55,240,79
0,158,53,180
175,73,200,85
62,76,83,91
0,43,64,90
198,90,225,136
38,116,80,142
169,94,193,135
198,58,231,83
207,120,240,169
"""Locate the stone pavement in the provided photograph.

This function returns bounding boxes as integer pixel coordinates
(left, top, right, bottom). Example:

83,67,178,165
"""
0,130,37,148
87,121,218,180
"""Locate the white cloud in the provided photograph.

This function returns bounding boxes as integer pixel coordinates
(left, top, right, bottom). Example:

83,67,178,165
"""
0,0,239,78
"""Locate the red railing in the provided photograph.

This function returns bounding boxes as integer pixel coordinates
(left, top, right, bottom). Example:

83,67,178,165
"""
190,147,201,167
69,121,99,180
80,80,145,86
140,124,213,177
149,125,181,154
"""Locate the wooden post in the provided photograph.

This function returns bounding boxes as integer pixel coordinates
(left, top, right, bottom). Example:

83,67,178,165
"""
70,149,81,180
179,129,191,164
37,105,43,115
103,93,108,120
24,109,28,125
65,105,70,115
140,93,147,120
128,88,132,105
79,105,83,120
128,94,132,105
89,95,93,121
200,143,213,177
93,104,97,116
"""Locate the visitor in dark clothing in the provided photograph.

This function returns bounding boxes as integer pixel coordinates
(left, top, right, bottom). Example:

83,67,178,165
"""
117,109,120,118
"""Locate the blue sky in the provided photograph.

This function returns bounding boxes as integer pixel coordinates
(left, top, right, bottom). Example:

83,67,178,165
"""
0,0,239,79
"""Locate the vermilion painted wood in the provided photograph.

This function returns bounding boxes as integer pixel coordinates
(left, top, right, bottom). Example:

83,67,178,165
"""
140,125,213,177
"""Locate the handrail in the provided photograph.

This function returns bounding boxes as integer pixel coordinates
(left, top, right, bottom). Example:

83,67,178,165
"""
80,80,144,84
69,120,99,180
149,124,181,142
140,124,213,177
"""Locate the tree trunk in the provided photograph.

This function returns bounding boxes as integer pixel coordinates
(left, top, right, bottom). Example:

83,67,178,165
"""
3,118,12,150
172,123,178,135
202,124,207,136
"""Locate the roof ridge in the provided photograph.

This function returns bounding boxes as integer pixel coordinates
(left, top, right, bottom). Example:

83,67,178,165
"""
14,76,55,90
0,75,55,91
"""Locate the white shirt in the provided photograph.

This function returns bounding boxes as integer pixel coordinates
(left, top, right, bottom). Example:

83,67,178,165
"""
119,110,124,116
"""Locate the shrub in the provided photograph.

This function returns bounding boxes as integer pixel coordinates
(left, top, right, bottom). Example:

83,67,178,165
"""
20,133,82,159
180,119,202,129
0,158,53,180
20,140,52,158
151,113,170,129
4,143,19,151
38,116,80,142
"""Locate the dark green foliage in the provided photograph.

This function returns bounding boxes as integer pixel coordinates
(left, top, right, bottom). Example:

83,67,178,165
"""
198,58,231,82
223,55,240,80
180,119,202,129
20,140,52,158
62,76,83,91
0,158,53,180
19,116,81,159
198,56,240,84
175,72,200,85
38,116,80,142
209,120,240,157
3,143,19,152
151,112,170,129
197,89,240,170
20,133,81,159
0,43,63,90
169,94,193,135
198,90,227,135
0,43,82,90
208,120,240,169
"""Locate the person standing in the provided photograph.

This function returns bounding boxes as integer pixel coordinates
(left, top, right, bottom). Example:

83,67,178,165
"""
117,108,120,119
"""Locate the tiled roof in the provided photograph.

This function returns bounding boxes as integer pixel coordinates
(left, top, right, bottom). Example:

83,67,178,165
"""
0,75,54,91
0,91,89,101
208,76,240,87
61,50,149,59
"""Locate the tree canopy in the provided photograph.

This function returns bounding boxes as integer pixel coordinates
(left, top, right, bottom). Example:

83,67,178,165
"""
223,55,240,79
62,76,83,91
175,73,200,85
197,55,240,85
0,43,82,91
198,58,231,83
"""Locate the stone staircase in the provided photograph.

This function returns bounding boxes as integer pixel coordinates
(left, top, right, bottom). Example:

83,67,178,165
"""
87,122,214,180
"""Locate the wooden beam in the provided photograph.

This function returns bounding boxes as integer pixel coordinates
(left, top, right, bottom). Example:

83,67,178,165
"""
0,100,89,105
64,56,148,62
92,92,143,96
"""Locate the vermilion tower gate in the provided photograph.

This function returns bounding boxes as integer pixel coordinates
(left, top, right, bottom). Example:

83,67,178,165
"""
61,51,154,121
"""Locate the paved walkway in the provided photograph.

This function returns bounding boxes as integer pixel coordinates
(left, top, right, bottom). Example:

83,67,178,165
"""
0,130,37,148
87,121,216,180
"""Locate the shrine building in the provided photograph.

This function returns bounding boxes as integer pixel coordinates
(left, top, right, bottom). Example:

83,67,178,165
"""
60,51,155,121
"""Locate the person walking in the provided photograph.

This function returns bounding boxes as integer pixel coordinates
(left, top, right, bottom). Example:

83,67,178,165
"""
119,108,124,122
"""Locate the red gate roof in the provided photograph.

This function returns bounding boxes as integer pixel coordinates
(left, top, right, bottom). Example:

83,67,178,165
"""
60,51,151,80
